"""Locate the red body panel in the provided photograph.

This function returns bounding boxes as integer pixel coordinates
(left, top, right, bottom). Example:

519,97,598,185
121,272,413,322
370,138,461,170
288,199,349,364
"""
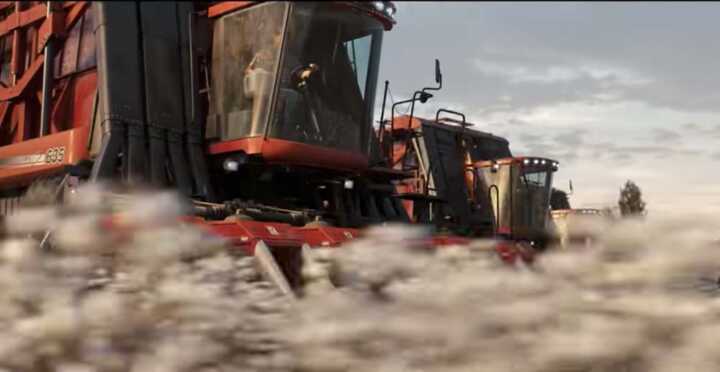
0,126,89,188
207,1,255,18
52,70,96,133
431,235,471,247
208,137,369,171
0,2,95,189
201,219,304,254
430,235,534,265
296,226,360,248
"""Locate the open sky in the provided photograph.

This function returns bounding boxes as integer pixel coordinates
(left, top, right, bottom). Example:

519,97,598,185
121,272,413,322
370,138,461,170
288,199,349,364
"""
376,2,720,218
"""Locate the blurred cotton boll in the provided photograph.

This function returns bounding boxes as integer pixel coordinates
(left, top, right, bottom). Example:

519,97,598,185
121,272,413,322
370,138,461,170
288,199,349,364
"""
53,214,108,255
0,238,38,268
63,183,108,214
282,213,720,371
0,184,719,371
117,191,187,228
4,207,58,235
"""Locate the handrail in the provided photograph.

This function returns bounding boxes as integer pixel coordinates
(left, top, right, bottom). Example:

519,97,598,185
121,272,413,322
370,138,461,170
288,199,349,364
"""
388,91,428,164
488,184,500,236
435,108,467,128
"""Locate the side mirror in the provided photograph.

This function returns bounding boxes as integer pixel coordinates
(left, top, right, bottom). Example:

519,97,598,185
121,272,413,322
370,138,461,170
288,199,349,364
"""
419,91,433,103
435,59,442,85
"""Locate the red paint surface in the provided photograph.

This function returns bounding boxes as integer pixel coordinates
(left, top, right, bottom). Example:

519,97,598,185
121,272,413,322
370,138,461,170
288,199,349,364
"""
209,137,368,171
296,226,361,248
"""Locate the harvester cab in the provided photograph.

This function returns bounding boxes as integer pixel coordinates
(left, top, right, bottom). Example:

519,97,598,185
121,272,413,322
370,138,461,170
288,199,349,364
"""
202,2,404,228
472,156,559,248
207,2,392,171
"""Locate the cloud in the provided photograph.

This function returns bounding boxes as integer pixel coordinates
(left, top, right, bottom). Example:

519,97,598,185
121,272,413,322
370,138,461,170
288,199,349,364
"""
472,59,652,87
650,128,682,143
379,2,720,214
553,129,587,147
676,122,720,139
683,123,700,131
603,144,700,159
503,118,532,126
517,132,544,143
384,2,720,114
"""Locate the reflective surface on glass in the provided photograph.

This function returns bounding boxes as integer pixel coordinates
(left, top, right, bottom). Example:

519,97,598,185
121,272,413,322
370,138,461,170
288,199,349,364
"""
475,164,513,232
514,164,553,234
475,162,554,238
270,2,383,152
210,2,286,140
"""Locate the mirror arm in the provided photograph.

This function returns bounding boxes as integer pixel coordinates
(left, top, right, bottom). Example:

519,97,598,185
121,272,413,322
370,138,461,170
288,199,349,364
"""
422,58,442,93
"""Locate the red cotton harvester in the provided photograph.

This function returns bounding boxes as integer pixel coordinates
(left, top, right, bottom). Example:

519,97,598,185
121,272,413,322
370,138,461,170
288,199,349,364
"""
0,1,409,293
377,65,560,264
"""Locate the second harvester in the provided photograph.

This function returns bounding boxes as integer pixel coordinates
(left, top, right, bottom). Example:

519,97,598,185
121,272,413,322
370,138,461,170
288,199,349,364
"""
378,71,559,262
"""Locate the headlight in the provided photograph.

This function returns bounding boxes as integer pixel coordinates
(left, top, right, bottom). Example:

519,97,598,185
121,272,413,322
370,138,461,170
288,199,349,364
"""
373,1,385,12
223,159,239,172
385,3,396,16
523,159,530,165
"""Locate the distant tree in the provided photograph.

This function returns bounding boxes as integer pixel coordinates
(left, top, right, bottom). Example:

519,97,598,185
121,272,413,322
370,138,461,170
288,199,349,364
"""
618,180,646,217
550,188,571,210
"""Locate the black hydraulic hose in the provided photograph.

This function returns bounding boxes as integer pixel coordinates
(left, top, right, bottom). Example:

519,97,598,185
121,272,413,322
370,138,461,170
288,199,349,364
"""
167,127,193,195
186,9,213,200
193,202,308,226
127,2,149,184
146,124,167,186
157,3,193,196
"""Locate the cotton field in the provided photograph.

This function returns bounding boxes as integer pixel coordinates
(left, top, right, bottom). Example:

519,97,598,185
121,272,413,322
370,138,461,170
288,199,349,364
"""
0,185,719,371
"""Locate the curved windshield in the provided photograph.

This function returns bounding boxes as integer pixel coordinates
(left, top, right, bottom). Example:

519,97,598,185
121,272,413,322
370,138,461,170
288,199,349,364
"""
513,164,554,235
270,2,384,153
475,164,513,233
209,2,287,140
474,161,554,238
